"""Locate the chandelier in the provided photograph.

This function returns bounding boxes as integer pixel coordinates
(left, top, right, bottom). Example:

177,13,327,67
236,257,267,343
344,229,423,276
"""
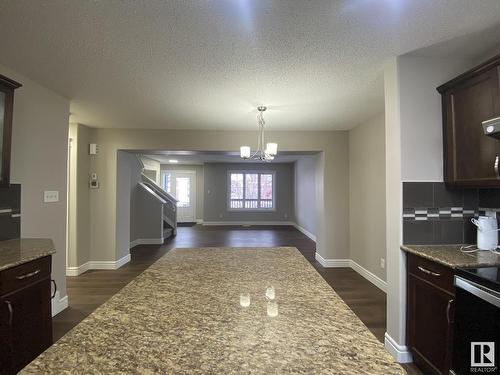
240,106,278,161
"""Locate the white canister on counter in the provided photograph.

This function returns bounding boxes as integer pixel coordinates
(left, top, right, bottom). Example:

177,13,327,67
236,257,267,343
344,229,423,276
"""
471,216,499,250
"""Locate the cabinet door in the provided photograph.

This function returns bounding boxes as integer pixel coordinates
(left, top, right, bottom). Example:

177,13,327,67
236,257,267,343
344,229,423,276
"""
408,275,454,375
2,278,53,373
0,297,14,374
443,66,500,185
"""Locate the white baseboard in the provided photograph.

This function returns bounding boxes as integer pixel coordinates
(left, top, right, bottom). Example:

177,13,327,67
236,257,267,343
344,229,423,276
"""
51,291,68,317
88,253,131,270
315,254,387,293
202,221,295,226
66,261,90,276
293,223,316,242
130,238,164,248
66,253,131,276
349,260,387,293
384,332,413,363
196,219,204,224
315,252,350,267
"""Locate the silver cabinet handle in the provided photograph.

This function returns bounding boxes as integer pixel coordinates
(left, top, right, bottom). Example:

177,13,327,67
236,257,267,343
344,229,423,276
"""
418,266,441,277
446,299,454,324
495,156,500,179
15,269,40,280
5,300,13,327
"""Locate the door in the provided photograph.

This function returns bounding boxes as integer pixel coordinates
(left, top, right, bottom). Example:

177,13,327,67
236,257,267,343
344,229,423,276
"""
408,274,454,375
162,171,195,223
442,65,500,185
2,278,52,373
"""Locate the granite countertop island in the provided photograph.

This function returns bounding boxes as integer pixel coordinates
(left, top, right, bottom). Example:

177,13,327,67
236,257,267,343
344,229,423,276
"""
0,238,55,271
401,244,500,268
22,247,404,374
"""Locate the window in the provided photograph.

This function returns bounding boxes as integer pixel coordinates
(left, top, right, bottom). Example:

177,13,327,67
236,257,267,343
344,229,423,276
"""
229,171,275,210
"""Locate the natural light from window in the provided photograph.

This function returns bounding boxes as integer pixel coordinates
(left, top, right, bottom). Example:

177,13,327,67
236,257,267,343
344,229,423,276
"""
229,171,274,210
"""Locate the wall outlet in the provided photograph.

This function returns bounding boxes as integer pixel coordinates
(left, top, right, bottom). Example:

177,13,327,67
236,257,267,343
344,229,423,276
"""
380,258,385,269
44,191,59,203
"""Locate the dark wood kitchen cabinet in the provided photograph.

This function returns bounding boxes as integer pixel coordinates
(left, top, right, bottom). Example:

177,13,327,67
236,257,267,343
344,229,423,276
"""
407,253,455,375
437,54,500,187
0,256,53,374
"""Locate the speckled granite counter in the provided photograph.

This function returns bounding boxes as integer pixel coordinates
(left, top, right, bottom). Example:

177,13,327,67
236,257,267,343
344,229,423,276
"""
401,245,500,268
0,238,55,271
22,247,404,374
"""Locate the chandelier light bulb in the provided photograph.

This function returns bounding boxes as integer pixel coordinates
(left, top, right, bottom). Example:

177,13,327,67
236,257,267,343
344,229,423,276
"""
266,143,278,156
240,146,251,159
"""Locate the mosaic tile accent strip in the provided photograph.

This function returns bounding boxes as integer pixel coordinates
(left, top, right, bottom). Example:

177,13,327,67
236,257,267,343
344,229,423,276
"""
403,207,478,221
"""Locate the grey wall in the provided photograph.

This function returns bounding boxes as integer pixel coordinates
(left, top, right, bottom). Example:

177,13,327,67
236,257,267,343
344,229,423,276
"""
67,123,92,269
116,151,142,257
160,164,204,221
203,162,294,222
349,113,386,282
133,185,164,241
294,156,318,236
2,64,70,301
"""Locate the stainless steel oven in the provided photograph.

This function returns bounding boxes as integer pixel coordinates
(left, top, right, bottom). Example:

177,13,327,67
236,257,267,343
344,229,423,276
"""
451,267,500,375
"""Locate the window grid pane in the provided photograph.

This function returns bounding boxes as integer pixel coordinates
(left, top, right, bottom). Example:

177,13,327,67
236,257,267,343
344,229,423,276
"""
230,172,273,210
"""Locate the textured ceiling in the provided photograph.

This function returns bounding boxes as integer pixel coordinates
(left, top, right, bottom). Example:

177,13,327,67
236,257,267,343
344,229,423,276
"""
1,1,500,130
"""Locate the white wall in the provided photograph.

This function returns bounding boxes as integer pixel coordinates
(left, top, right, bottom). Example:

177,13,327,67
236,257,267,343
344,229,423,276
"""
349,113,386,282
294,155,318,238
1,64,70,301
383,55,475,362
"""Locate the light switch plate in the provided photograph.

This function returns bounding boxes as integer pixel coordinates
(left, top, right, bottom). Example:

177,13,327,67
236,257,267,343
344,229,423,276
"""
44,191,59,203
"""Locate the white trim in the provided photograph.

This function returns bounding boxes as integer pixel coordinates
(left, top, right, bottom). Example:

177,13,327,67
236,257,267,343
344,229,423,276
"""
293,223,316,242
314,255,387,293
51,291,68,317
315,252,350,267
384,332,413,363
130,238,164,248
202,221,295,226
196,219,204,224
88,253,131,270
349,260,387,293
66,261,90,276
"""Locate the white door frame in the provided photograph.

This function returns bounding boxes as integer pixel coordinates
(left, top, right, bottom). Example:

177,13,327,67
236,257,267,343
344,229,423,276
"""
162,170,196,222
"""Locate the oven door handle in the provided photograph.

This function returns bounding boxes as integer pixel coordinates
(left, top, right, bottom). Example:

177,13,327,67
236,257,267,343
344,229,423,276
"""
455,276,500,308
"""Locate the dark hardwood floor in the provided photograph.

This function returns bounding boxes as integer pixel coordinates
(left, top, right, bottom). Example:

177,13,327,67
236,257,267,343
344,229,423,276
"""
53,225,421,374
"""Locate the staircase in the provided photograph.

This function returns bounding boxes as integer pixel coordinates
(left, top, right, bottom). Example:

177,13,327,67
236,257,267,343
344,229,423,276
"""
140,173,178,239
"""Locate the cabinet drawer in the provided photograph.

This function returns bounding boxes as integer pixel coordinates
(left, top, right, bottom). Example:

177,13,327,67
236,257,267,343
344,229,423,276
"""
407,253,454,294
0,256,51,296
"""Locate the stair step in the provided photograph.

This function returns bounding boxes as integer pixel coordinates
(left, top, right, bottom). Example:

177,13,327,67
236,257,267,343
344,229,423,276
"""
163,227,173,239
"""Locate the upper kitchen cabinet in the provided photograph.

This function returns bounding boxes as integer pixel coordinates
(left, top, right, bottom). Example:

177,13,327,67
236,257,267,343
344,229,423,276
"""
0,74,22,187
437,54,500,187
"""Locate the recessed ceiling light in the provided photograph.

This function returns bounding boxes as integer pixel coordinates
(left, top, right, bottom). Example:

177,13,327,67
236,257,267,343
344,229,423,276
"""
168,159,178,163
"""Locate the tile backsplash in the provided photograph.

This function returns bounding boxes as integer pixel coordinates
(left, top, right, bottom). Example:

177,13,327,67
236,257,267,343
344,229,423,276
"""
402,182,500,245
0,184,21,241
